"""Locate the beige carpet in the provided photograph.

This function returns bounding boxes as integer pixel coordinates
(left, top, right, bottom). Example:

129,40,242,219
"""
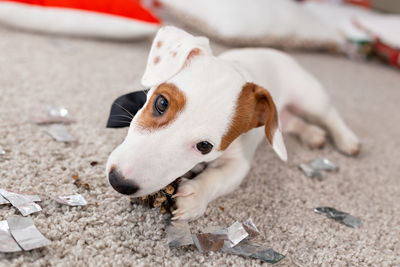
0,25,399,266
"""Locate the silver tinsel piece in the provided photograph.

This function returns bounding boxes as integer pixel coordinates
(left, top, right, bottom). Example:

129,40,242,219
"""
53,194,87,206
242,218,260,239
314,207,362,228
0,220,22,252
7,216,51,251
0,195,9,205
299,164,323,180
222,239,285,264
46,105,69,117
166,220,193,248
44,124,74,143
17,202,42,216
226,221,249,248
310,158,339,172
0,189,42,216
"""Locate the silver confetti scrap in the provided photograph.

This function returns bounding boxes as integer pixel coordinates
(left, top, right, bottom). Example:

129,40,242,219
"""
166,220,193,248
32,104,75,125
314,207,362,228
226,221,249,248
222,239,285,264
299,164,323,180
203,225,223,234
53,194,87,206
0,189,42,216
7,216,51,251
0,189,41,206
17,202,42,217
242,218,260,239
46,105,69,117
44,124,74,143
310,158,339,172
0,220,22,253
166,218,285,263
192,232,227,253
0,146,5,155
0,195,10,205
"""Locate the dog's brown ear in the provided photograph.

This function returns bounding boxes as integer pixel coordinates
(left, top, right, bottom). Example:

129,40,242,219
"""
220,82,287,161
251,84,278,142
248,83,287,161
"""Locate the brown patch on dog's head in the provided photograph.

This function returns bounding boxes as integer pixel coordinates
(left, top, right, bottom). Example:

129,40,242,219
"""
219,83,279,150
156,41,162,48
153,56,160,64
137,83,186,130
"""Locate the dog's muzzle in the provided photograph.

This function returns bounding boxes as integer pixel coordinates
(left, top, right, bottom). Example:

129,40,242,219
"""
108,168,139,195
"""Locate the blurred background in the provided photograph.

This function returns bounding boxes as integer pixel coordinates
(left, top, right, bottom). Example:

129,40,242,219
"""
0,0,399,68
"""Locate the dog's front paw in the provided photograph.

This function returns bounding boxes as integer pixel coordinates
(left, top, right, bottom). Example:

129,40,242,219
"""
172,179,209,221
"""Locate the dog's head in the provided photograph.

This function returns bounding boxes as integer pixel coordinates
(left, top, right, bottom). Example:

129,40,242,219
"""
106,26,287,197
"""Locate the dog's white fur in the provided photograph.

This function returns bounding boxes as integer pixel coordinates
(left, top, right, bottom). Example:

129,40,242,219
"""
107,26,360,221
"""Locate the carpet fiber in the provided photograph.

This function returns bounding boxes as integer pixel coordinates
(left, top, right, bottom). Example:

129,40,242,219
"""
0,25,399,266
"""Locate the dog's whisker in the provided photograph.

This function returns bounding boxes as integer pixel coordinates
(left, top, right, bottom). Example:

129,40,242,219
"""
113,102,134,119
109,119,132,124
110,114,133,120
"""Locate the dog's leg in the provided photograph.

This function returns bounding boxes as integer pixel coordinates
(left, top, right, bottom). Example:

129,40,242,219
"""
291,83,361,155
172,150,251,221
318,107,361,155
284,115,327,149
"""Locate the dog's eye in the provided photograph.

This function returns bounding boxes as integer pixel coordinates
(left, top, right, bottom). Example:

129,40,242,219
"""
196,141,213,155
154,95,169,115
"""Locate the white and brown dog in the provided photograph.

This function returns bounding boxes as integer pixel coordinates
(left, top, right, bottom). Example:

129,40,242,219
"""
106,26,360,221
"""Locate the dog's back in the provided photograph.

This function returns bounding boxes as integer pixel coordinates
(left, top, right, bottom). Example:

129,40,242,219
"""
219,48,325,111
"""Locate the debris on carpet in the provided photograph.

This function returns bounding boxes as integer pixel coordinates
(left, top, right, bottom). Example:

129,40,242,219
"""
299,157,339,180
32,104,75,125
0,188,88,216
44,124,74,143
0,189,42,216
90,161,98,166
72,174,90,191
314,207,362,228
0,188,87,252
0,220,22,253
299,163,323,180
166,218,285,264
310,158,339,172
53,194,88,206
7,216,51,251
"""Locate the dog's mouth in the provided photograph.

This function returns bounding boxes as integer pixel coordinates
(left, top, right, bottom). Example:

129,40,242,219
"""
130,162,208,214
131,177,182,214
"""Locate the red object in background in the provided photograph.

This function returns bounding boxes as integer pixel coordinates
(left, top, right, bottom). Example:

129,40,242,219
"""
374,40,400,69
344,0,371,9
4,0,161,24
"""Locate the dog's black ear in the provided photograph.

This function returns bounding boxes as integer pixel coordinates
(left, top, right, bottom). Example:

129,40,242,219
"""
106,90,149,128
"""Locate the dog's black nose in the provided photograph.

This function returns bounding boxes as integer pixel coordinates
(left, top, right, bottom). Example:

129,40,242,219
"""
108,168,139,195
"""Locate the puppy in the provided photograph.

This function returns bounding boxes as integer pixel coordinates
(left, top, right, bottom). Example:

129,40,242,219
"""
106,26,360,221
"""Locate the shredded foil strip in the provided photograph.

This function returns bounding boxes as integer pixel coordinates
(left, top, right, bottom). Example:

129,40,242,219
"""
314,207,362,228
166,218,285,263
7,216,51,251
